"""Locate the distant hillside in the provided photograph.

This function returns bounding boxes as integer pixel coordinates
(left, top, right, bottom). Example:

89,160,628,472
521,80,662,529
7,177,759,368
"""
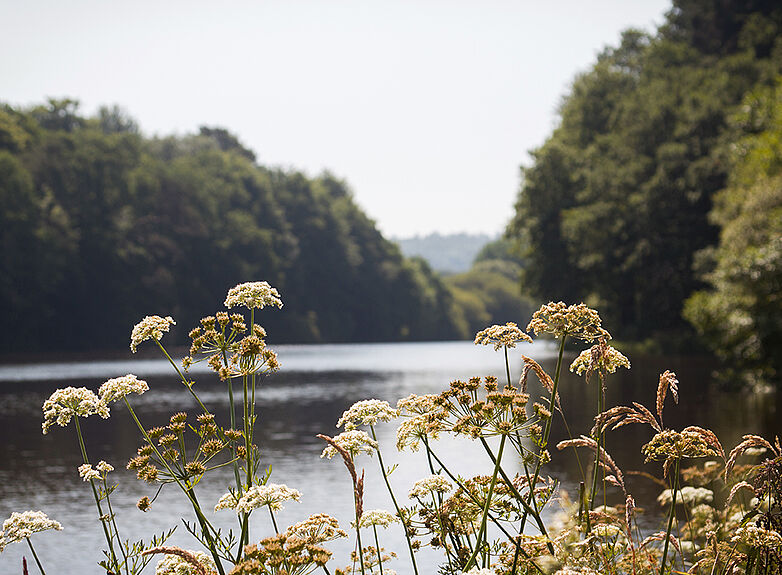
394,232,496,273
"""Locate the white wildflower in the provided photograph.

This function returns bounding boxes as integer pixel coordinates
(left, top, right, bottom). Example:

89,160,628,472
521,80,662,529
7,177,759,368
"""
99,374,149,403
130,315,175,353
0,511,62,546
214,491,240,512
224,281,283,310
321,430,377,459
409,474,452,498
657,486,713,507
96,461,114,474
592,524,622,538
155,550,216,575
78,464,101,481
732,524,782,549
42,387,110,434
570,345,630,375
474,322,532,350
337,399,398,429
235,484,302,514
287,513,348,543
354,509,398,529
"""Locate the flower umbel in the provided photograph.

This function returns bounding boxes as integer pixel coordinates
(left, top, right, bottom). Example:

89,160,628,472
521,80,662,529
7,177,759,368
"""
0,510,62,546
354,509,398,529
570,343,630,377
130,315,175,353
321,430,378,459
408,474,452,498
98,374,149,404
474,322,533,350
337,399,398,429
42,387,109,434
224,281,283,310
234,483,302,513
527,302,610,341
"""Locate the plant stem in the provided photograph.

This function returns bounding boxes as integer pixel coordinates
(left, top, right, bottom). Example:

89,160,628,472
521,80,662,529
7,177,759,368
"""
660,458,681,575
504,346,512,388
465,433,506,570
26,538,46,575
520,335,566,532
73,417,119,573
370,426,419,575
373,525,384,575
155,340,210,414
589,382,604,513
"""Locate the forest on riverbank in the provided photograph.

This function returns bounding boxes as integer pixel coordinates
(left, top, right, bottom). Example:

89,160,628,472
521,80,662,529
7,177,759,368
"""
508,0,782,385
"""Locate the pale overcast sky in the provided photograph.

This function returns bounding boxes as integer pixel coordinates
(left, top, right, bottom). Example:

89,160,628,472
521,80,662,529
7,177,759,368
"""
2,0,670,237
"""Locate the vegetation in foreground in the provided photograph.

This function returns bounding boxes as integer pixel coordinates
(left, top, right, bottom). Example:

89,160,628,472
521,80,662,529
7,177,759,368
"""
2,281,781,575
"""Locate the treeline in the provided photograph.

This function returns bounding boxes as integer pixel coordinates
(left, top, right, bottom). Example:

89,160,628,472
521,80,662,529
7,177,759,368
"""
0,102,476,352
508,0,782,384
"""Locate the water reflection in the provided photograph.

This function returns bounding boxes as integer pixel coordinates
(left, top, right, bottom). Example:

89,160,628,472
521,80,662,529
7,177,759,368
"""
0,341,779,574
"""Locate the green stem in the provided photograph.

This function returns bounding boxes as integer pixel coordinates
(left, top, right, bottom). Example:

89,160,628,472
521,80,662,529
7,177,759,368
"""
102,476,130,575
464,433,506,570
660,458,681,575
26,538,46,575
373,525,384,575
503,346,512,388
73,417,119,573
520,335,566,532
269,507,279,534
478,437,555,555
122,399,225,575
589,383,604,513
370,426,419,575
354,502,366,575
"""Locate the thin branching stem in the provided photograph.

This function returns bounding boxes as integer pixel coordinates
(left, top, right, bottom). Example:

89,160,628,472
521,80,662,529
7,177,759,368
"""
26,537,46,575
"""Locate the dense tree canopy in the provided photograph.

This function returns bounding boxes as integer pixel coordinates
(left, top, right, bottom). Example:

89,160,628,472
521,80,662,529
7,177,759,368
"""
0,101,465,352
508,0,782,362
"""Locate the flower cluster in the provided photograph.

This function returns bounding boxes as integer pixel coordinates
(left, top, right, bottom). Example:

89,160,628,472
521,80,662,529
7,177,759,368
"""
396,394,445,452
642,429,719,463
527,302,610,341
354,509,398,529
78,461,113,482
98,374,149,404
474,322,532,350
409,474,452,498
233,484,302,514
42,387,110,434
434,376,531,440
0,511,62,549
224,281,283,310
731,523,782,550
569,344,630,376
287,513,348,544
337,399,398,429
657,486,713,506
154,549,217,575
320,430,378,459
130,315,175,353
231,532,331,575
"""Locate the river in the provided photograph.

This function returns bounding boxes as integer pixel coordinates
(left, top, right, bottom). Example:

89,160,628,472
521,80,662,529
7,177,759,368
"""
0,340,778,574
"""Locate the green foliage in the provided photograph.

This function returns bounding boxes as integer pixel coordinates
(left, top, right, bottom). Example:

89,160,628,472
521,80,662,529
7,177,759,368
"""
0,103,462,352
508,0,782,358
684,80,782,385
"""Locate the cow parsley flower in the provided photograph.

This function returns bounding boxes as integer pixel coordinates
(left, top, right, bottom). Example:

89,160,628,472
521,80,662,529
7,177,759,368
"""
320,430,378,459
42,387,110,434
732,524,782,550
78,464,101,481
0,511,62,547
155,549,216,575
286,513,348,543
337,399,398,429
130,315,175,353
224,281,283,310
409,475,452,498
527,302,610,341
214,491,240,512
354,509,398,529
98,374,149,404
474,322,532,350
234,484,302,513
570,345,630,376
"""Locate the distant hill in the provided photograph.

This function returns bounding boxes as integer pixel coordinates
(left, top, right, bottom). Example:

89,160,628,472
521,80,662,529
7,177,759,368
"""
393,232,496,273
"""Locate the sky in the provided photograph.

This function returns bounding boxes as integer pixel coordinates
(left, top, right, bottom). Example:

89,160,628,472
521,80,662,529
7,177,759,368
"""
2,0,671,238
